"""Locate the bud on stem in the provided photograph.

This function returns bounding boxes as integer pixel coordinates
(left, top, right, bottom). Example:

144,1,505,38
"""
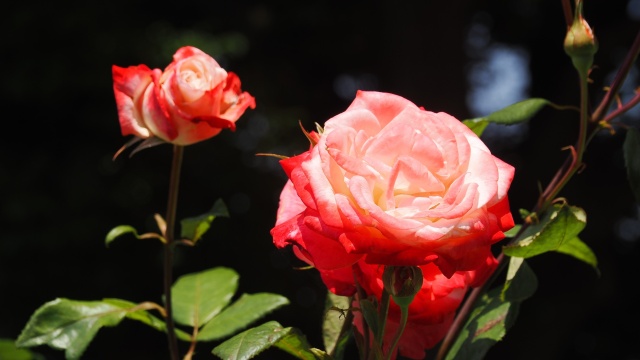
564,0,598,77
382,266,423,308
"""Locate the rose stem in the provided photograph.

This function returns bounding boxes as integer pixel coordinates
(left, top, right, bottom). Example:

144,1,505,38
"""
438,18,640,360
437,38,595,360
164,144,184,360
434,252,507,360
439,7,594,359
376,286,391,347
591,30,640,123
352,266,371,360
561,0,572,29
384,305,408,360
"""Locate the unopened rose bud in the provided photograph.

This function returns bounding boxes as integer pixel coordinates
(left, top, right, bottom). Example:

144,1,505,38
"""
564,0,598,76
382,266,423,307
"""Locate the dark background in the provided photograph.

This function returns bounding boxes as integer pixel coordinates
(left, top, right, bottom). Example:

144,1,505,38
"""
2,1,639,359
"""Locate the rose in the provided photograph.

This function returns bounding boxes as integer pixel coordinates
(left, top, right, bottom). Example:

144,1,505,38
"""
112,46,256,146
271,90,514,278
352,261,477,360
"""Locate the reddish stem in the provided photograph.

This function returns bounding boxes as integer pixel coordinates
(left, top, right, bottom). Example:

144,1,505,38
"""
591,30,640,123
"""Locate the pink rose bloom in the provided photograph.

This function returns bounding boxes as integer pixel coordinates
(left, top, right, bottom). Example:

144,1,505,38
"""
112,46,256,145
271,91,514,278
352,262,477,360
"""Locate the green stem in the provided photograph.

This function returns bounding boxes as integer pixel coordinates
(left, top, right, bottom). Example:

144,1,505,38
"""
385,305,408,360
164,144,184,360
353,265,370,360
576,75,589,163
376,287,391,346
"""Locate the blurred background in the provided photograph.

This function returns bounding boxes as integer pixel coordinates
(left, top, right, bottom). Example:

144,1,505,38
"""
1,0,639,359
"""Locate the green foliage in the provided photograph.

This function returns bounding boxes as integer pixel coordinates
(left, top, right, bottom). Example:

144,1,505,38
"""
180,199,229,244
475,98,552,124
501,256,539,301
461,119,490,137
555,237,599,274
503,203,597,271
212,321,321,360
445,261,537,360
322,292,352,360
104,225,164,246
503,224,522,238
357,298,380,345
102,298,192,341
197,293,289,341
14,267,291,359
624,128,640,203
0,338,44,360
274,327,330,360
463,98,554,136
171,267,239,328
15,299,131,359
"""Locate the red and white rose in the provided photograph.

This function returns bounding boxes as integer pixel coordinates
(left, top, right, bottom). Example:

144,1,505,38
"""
271,90,514,279
112,46,255,146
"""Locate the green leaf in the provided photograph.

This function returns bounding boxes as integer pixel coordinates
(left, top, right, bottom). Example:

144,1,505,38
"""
462,119,489,137
445,261,537,360
322,292,351,360
463,98,560,137
212,321,299,360
104,225,163,247
503,224,522,238
623,128,640,203
274,327,327,360
501,257,538,302
172,267,239,328
15,298,130,360
105,225,138,246
102,298,192,342
0,338,44,360
180,199,229,243
555,237,599,274
469,98,552,125
503,203,586,258
358,298,379,344
197,293,289,342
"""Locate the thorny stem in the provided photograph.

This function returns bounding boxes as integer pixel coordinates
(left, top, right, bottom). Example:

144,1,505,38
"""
442,40,595,359
164,145,184,360
437,8,640,360
591,30,640,123
536,31,640,213
536,71,590,213
435,252,510,360
535,30,640,213
601,90,640,125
